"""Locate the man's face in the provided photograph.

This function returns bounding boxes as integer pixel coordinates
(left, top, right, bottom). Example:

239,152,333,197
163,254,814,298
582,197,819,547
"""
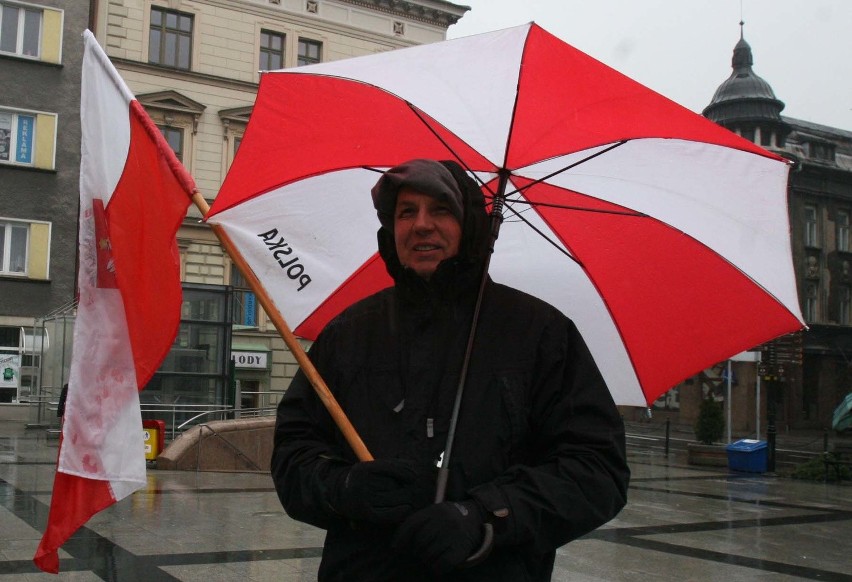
394,187,462,280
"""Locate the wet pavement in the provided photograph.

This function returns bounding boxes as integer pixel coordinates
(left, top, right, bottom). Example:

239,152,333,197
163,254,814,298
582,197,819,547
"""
1,418,850,581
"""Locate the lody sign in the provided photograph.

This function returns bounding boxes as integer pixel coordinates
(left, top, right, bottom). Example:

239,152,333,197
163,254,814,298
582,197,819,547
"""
231,351,268,369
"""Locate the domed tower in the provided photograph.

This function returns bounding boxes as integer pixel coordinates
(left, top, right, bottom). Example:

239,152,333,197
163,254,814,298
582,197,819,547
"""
703,23,790,149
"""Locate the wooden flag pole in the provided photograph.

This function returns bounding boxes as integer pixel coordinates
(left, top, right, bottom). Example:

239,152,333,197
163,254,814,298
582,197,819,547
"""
192,192,373,462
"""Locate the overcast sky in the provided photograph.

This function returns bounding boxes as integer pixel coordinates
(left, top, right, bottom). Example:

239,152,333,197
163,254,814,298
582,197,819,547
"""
446,0,852,132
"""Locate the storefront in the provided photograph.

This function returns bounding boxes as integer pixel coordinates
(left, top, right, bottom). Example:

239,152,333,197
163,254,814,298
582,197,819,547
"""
0,324,52,404
141,283,232,428
231,346,272,410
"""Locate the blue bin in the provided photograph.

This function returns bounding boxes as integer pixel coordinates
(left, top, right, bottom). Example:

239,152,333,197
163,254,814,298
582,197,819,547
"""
726,439,768,473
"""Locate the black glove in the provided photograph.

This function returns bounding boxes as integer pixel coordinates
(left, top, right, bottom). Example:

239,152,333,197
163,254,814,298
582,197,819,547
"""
392,500,486,574
326,459,435,524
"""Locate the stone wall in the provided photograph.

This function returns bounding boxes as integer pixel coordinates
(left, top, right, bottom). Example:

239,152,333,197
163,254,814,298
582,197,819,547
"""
157,416,275,472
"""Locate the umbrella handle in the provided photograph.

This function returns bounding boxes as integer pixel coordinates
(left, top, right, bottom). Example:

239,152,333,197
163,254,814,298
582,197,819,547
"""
193,192,373,462
463,523,494,567
434,467,495,567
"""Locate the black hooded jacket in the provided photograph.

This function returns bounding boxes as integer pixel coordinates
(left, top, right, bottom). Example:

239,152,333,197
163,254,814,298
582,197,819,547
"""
271,161,629,581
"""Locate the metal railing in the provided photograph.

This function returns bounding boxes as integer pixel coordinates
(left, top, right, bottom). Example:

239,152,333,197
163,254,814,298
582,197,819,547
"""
141,403,231,441
21,394,61,430
140,402,277,441
23,395,280,442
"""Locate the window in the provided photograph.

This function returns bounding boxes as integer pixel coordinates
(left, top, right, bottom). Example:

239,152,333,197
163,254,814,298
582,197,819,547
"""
158,125,183,162
0,327,21,402
139,91,204,173
219,106,250,170
0,220,27,274
804,283,819,322
230,263,257,327
809,141,835,163
0,107,57,169
838,211,850,252
297,38,321,66
0,218,50,279
840,286,851,325
804,205,819,247
259,30,284,71
144,284,231,417
0,109,34,165
149,6,192,69
0,326,17,348
240,379,261,410
0,2,40,57
0,2,61,63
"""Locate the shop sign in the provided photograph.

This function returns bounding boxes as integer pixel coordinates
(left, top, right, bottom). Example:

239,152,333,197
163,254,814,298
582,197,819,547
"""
16,115,34,164
231,351,267,369
0,354,20,388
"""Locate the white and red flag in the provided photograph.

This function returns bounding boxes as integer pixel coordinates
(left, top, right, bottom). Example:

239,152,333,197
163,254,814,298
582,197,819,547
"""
33,30,193,573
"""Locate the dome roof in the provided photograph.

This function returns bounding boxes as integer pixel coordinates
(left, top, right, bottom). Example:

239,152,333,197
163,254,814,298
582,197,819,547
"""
703,30,785,123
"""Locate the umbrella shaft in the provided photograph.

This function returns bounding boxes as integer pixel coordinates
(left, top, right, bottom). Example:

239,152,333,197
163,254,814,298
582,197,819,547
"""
435,170,510,503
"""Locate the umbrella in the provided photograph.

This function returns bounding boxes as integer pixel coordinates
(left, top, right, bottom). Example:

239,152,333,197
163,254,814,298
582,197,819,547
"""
207,22,804,409
833,393,852,432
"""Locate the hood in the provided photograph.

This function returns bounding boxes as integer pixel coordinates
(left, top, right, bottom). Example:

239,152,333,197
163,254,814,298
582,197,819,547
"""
374,159,490,284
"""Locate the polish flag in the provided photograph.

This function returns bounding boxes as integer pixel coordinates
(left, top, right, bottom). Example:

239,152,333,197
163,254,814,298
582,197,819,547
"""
33,30,194,573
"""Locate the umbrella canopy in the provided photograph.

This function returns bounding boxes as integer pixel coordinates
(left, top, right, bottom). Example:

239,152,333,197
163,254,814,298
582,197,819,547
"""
208,22,804,406
832,393,852,432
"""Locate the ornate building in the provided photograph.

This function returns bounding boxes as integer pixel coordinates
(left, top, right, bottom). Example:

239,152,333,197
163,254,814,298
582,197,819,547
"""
90,0,469,410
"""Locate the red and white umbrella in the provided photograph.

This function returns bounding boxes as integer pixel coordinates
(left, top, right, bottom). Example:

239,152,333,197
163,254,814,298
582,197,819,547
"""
207,23,804,407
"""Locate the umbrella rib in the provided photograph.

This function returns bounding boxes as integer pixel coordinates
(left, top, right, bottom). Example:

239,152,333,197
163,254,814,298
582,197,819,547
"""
495,142,642,216
507,141,629,198
505,197,646,217
503,142,647,218
500,201,580,265
403,101,499,183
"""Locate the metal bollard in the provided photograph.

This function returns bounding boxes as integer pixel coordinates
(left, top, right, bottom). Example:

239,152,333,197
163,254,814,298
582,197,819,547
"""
665,418,671,456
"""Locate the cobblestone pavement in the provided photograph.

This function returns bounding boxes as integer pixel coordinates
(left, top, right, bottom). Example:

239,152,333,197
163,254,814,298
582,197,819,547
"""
1,418,850,581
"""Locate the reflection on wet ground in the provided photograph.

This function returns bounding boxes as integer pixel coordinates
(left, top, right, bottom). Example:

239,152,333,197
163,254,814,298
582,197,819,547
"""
1,419,850,581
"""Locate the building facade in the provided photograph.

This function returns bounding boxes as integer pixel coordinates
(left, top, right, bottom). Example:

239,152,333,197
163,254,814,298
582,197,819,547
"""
90,0,469,408
782,119,852,430
7,5,849,431
662,28,852,435
0,0,91,403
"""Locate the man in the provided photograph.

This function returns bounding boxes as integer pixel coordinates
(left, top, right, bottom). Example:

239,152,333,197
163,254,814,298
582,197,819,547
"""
271,159,629,581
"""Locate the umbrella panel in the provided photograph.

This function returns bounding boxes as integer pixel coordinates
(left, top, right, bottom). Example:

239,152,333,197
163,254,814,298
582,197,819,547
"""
295,254,391,340
509,26,777,169
214,75,493,216
513,178,803,397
